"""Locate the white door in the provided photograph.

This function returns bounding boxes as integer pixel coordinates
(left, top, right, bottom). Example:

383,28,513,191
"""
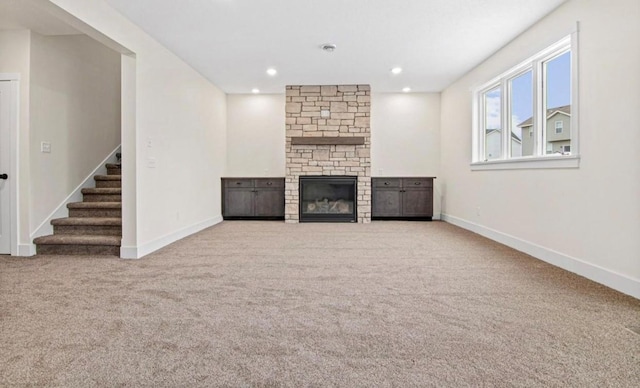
0,81,12,254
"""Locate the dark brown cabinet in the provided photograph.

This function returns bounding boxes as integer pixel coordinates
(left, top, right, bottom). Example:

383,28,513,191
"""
372,177,434,220
222,178,285,219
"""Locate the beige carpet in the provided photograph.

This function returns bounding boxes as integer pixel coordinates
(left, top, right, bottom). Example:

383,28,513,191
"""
1,221,638,387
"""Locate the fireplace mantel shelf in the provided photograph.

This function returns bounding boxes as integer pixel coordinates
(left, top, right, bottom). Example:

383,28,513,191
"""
291,136,365,146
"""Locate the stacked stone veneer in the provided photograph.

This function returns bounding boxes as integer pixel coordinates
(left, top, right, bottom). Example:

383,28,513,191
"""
285,85,371,223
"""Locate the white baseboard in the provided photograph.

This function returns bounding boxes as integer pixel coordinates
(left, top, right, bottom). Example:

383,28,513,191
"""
30,146,121,241
441,213,640,300
120,215,223,259
18,244,36,257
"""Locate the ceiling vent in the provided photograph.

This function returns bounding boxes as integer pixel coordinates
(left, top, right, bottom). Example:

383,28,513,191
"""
321,43,337,52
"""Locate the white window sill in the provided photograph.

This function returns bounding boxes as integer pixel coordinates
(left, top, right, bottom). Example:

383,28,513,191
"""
471,155,580,170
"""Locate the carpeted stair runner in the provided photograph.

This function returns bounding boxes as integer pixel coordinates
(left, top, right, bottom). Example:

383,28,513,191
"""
34,162,122,256
67,202,121,217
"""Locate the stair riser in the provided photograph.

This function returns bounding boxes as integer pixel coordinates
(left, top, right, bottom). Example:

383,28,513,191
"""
107,167,121,175
54,225,122,236
83,194,122,202
69,209,122,218
95,181,122,188
37,244,120,256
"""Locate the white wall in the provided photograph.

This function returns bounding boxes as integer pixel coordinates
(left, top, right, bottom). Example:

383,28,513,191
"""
371,93,440,177
29,32,121,231
47,0,228,258
440,0,640,297
0,30,32,252
225,92,442,179
226,94,285,177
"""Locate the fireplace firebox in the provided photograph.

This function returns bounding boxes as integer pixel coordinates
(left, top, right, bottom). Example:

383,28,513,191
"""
299,176,357,222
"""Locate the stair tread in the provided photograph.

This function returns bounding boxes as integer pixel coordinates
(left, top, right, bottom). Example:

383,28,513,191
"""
67,202,121,209
81,188,121,194
34,235,121,246
105,163,121,169
81,187,121,194
94,175,122,181
51,217,122,226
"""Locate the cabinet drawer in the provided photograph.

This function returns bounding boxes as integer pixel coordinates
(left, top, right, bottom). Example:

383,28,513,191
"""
373,178,401,188
255,178,284,188
224,178,253,188
403,178,433,188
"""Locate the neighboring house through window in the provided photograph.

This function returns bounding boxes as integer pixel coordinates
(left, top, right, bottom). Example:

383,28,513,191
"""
520,106,571,155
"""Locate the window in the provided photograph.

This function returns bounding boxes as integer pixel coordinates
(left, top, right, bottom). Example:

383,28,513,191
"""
472,34,578,169
509,70,533,157
544,51,571,154
483,87,502,160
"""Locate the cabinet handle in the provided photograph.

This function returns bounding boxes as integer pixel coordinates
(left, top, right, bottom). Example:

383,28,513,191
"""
267,182,273,185
384,182,390,185
236,182,242,185
414,182,421,185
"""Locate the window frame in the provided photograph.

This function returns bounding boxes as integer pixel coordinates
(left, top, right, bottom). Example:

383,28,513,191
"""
471,33,579,170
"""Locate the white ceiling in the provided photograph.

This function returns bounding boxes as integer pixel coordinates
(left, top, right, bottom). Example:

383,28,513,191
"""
10,0,567,94
0,0,79,36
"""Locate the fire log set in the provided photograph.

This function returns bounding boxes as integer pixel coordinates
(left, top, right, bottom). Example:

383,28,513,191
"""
304,198,352,214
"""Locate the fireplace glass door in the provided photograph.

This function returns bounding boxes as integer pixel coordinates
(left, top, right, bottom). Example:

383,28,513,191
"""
299,176,357,222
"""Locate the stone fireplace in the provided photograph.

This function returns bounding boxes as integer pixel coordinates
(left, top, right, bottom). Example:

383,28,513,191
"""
285,85,371,223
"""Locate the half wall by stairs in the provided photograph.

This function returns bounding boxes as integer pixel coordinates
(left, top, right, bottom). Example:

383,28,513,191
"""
34,163,122,256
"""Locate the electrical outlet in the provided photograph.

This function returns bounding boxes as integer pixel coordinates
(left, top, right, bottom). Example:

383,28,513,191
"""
147,157,156,168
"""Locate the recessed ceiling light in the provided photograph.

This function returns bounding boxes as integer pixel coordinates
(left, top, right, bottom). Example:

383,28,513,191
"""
266,68,277,76
251,88,260,94
391,67,403,75
402,87,411,93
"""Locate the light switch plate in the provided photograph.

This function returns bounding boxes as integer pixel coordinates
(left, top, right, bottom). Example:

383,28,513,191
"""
41,142,51,153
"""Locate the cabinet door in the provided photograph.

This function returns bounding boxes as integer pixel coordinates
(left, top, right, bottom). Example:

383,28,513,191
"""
372,188,402,217
254,189,284,217
402,189,432,217
224,188,254,217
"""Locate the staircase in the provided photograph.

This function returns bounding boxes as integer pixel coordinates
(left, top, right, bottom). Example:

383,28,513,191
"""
34,162,122,256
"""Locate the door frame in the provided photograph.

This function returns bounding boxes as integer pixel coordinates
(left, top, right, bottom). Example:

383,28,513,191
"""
0,74,20,256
